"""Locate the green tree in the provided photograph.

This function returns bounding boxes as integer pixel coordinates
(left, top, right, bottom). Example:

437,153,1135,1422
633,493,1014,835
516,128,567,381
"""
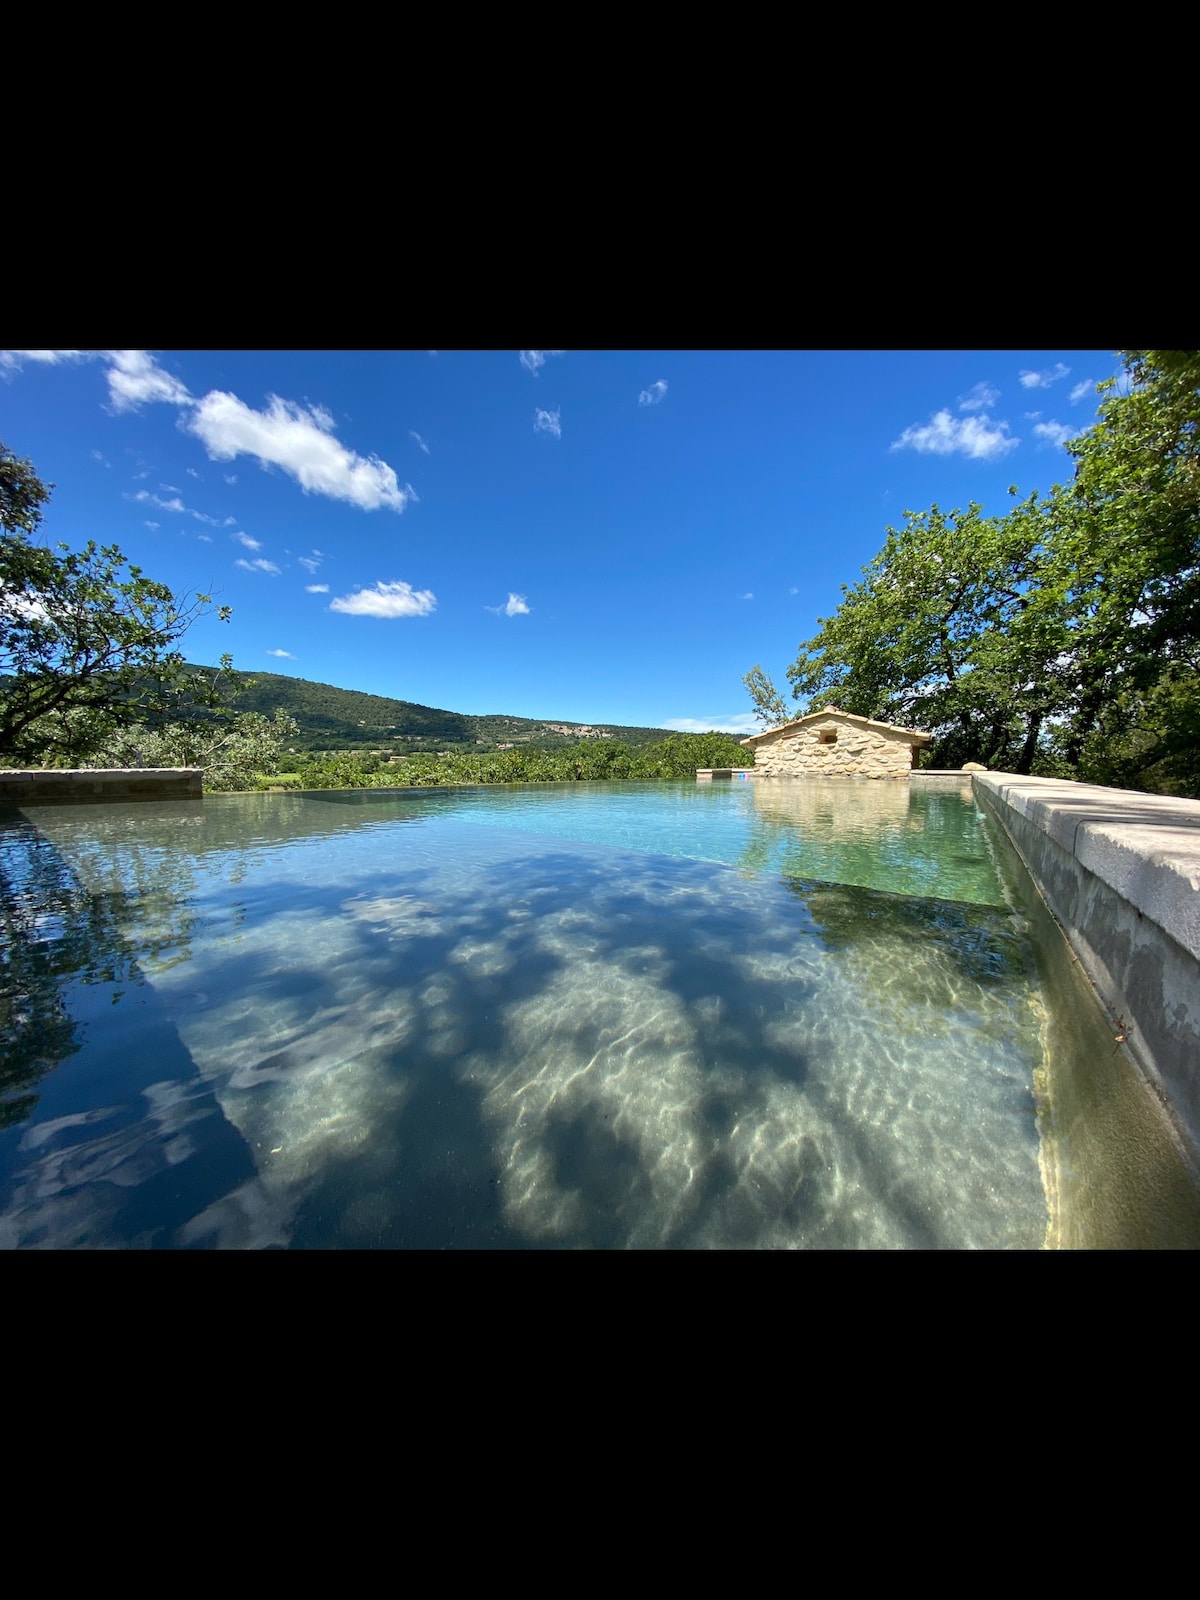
775,352,1200,790
91,708,300,791
1,441,235,764
742,664,790,727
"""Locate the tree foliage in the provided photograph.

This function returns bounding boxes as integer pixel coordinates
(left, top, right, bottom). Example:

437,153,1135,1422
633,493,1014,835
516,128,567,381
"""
1,441,235,765
88,708,300,791
742,664,790,728
775,352,1200,792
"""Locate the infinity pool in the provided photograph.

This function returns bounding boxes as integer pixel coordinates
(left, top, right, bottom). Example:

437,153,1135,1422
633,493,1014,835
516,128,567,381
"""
0,779,1189,1248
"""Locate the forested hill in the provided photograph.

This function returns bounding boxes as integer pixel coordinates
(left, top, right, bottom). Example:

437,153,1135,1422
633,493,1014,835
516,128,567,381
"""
188,666,672,753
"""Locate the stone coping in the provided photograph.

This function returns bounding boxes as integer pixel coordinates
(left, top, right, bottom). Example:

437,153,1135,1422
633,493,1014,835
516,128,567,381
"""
974,774,1200,964
0,767,203,802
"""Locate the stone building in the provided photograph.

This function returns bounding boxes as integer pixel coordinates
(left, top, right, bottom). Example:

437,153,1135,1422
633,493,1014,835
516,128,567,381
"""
739,707,931,778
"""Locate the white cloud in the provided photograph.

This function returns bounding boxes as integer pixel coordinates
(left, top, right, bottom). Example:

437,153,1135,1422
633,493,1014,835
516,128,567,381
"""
197,533,212,542
740,592,754,600
1018,362,1070,389
266,649,296,659
298,555,323,573
891,410,1018,461
638,379,668,406
958,381,999,411
533,407,562,439
235,557,281,575
520,350,563,375
224,473,238,484
789,586,799,595
186,392,417,513
1024,410,1043,420
105,349,192,412
329,580,436,618
1032,420,1078,449
129,489,187,514
409,430,430,454
0,348,186,412
232,531,262,551
186,466,200,478
305,584,330,593
144,521,160,531
486,593,532,616
0,350,93,381
662,715,760,736
1069,379,1096,404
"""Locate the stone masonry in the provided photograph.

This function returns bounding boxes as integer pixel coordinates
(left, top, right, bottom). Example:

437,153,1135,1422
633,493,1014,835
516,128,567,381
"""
739,708,931,779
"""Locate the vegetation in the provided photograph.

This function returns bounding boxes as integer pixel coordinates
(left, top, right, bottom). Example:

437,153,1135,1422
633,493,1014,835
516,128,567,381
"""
2,441,235,765
297,731,751,790
766,352,1200,794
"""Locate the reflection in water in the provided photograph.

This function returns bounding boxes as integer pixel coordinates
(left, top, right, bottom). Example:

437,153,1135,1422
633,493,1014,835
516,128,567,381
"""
0,785,1195,1247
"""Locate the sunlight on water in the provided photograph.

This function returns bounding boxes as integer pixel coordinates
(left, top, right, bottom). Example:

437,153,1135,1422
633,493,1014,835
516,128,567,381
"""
0,781,1065,1247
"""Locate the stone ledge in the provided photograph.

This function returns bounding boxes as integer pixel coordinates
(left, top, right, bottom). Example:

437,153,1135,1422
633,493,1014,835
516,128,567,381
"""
0,768,203,803
975,774,1200,963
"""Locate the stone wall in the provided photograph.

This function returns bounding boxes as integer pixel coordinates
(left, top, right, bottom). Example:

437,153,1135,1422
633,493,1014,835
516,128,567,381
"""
748,714,918,778
0,768,203,803
974,772,1200,1168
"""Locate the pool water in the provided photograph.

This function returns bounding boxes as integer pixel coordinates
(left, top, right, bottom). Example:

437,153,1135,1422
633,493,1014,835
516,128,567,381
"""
0,779,1068,1248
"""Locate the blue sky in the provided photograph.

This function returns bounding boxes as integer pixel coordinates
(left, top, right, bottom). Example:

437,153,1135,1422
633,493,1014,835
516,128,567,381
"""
0,348,1122,734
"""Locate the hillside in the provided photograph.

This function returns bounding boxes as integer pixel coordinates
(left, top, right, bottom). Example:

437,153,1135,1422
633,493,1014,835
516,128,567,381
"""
188,667,672,753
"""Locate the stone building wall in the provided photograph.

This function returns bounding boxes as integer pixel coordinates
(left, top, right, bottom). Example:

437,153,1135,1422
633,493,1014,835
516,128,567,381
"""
747,715,919,778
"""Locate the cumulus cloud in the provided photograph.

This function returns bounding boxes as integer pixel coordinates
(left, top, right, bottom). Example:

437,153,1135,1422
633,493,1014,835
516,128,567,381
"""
235,557,281,575
186,392,417,513
1069,379,1096,404
305,584,330,593
232,531,262,551
329,581,437,618
662,715,760,736
1032,420,1078,449
409,430,430,454
1018,362,1070,389
958,381,999,411
144,521,160,531
266,649,296,659
486,593,532,616
197,533,212,542
533,407,562,439
186,466,200,478
520,350,563,375
740,592,754,600
891,410,1018,461
105,350,192,412
638,379,668,406
224,474,238,485
298,553,324,573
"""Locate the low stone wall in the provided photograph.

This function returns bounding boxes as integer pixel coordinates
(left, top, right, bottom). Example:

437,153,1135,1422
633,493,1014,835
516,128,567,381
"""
974,772,1200,1163
0,768,203,803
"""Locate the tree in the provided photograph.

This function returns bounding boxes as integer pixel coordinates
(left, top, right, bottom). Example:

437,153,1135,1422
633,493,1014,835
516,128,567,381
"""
772,351,1200,790
742,664,790,727
90,708,300,791
1,441,235,764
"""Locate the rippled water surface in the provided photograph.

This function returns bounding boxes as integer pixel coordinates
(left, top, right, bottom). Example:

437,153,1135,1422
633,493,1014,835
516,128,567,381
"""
0,780,1053,1248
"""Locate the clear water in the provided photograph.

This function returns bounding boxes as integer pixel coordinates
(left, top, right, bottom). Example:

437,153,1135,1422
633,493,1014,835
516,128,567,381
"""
0,780,1054,1248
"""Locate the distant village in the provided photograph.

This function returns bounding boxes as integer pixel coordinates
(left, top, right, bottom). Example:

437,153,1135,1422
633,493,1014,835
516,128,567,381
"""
485,723,615,750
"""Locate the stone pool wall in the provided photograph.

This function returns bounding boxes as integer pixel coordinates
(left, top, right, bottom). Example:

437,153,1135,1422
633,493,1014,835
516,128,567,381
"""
974,772,1200,1165
0,768,203,803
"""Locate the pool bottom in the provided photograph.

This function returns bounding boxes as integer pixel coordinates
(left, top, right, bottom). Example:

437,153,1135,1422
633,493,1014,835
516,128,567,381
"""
1,806,1051,1249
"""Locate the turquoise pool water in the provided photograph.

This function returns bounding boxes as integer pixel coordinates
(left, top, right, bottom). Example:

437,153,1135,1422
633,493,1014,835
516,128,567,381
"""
0,779,1053,1248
